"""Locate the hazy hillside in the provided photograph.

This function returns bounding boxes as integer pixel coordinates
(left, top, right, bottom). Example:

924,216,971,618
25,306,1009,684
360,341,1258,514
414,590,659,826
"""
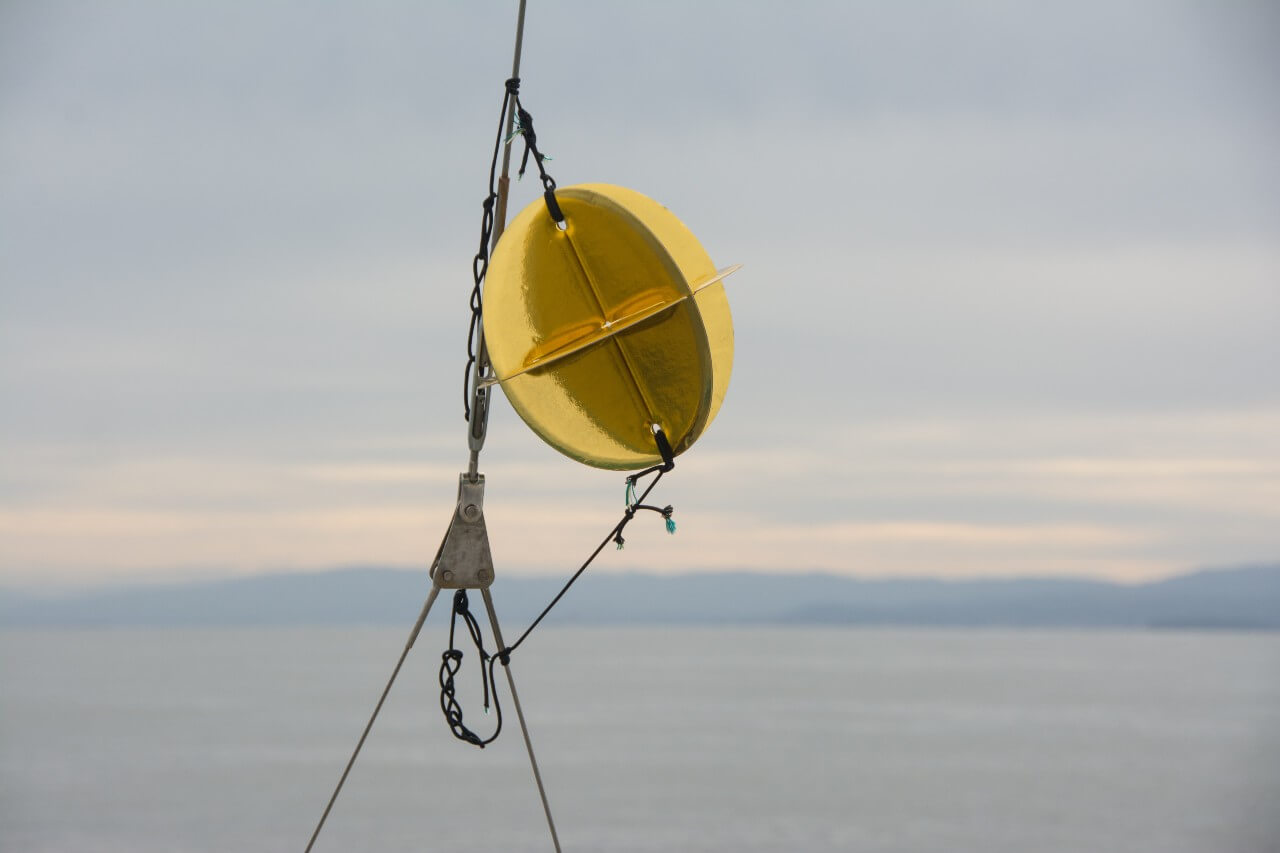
3,564,1278,629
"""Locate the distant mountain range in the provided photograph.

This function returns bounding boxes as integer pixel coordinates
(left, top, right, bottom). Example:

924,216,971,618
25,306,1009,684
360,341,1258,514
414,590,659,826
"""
3,564,1278,630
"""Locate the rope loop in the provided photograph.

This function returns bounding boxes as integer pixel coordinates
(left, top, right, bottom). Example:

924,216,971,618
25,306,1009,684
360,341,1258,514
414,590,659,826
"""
438,590,502,748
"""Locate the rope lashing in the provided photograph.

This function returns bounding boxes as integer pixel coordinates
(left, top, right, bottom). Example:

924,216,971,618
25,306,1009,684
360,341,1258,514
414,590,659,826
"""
506,81,563,224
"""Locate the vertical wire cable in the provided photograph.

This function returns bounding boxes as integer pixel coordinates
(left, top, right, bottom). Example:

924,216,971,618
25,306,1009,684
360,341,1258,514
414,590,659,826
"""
482,6,566,849
472,2,565,849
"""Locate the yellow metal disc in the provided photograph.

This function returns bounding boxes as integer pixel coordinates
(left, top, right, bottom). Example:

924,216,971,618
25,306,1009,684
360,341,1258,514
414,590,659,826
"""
483,184,735,470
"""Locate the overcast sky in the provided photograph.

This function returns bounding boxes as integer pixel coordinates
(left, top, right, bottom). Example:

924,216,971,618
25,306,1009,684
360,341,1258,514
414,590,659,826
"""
2,1,1277,588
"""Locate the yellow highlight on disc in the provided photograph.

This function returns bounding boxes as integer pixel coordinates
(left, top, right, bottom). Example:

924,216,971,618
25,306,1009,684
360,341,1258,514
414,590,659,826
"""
483,184,736,470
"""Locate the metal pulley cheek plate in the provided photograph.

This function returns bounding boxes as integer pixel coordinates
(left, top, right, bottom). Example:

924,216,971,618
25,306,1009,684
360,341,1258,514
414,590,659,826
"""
482,183,736,470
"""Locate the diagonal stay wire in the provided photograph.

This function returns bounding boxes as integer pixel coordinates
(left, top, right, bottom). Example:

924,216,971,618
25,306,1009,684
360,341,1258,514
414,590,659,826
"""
500,464,670,658
304,588,438,853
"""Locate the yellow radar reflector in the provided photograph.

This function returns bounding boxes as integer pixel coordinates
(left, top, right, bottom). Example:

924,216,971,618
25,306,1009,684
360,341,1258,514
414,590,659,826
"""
483,184,737,470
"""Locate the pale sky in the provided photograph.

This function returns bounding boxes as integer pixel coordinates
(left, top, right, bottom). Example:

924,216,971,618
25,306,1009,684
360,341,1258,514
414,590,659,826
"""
2,1,1277,588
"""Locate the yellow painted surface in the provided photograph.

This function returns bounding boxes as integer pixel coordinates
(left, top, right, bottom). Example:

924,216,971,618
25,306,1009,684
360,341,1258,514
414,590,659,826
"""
483,184,735,470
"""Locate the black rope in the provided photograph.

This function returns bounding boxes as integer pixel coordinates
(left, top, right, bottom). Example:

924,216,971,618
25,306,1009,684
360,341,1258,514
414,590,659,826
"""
438,429,677,747
439,590,503,747
502,429,676,658
463,77,561,421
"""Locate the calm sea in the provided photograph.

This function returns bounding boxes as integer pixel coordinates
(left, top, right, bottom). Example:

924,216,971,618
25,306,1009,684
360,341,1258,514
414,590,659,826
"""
2,626,1278,852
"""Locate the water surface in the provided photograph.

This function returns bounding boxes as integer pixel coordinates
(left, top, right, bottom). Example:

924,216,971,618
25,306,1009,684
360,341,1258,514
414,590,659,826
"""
2,626,1278,852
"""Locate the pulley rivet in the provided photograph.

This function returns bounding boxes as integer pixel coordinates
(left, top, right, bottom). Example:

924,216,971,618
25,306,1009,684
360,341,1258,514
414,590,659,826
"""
463,504,480,521
442,570,455,583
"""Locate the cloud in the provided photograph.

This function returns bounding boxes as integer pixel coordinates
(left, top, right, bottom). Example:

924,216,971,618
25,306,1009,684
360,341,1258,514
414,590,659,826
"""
1,1,1277,585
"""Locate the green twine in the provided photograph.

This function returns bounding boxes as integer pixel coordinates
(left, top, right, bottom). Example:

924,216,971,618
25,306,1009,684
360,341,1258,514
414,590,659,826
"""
665,516,677,535
505,117,552,178
625,479,637,508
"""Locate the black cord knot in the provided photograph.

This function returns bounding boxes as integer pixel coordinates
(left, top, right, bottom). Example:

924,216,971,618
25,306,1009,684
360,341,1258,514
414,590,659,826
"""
505,76,520,94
